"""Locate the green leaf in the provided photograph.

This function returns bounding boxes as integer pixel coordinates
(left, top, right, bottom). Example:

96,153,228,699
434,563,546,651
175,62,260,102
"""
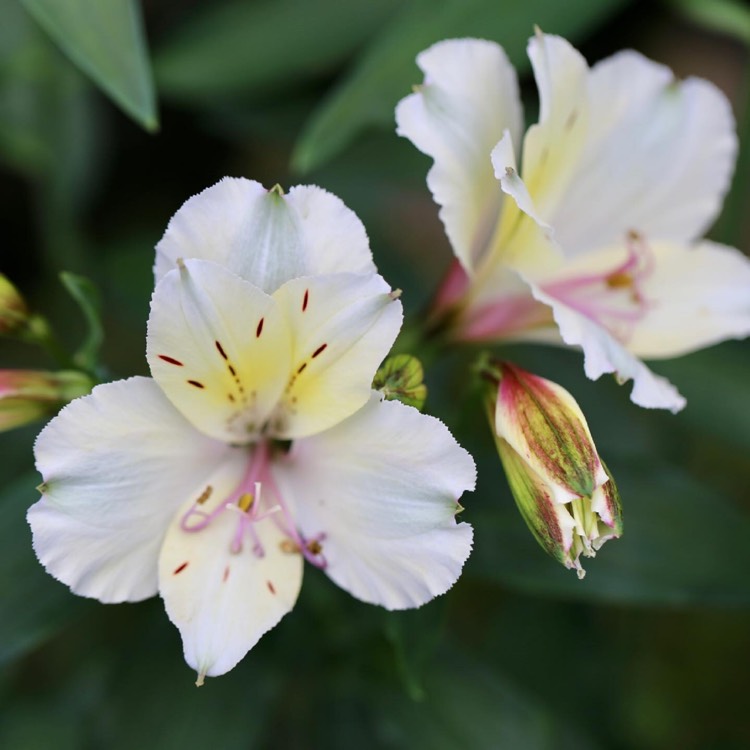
470,458,750,607
59,271,103,374
656,344,750,452
105,624,280,750
19,0,157,131
0,703,83,750
0,2,60,178
292,0,633,173
665,0,750,45
0,2,105,269
0,473,90,666
154,0,402,102
382,604,447,702
376,651,598,750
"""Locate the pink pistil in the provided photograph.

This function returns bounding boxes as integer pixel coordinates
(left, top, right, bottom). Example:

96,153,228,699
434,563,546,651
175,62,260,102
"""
263,469,328,569
180,441,270,534
179,441,327,568
541,231,655,340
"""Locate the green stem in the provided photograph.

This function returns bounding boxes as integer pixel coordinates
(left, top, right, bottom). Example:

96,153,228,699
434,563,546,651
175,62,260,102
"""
19,314,77,371
393,314,451,372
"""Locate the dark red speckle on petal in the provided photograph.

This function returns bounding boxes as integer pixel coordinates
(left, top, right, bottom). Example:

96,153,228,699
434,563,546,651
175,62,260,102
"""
159,355,184,366
266,580,276,594
312,343,327,358
256,318,264,337
215,341,228,360
187,380,205,389
173,561,189,575
302,289,309,312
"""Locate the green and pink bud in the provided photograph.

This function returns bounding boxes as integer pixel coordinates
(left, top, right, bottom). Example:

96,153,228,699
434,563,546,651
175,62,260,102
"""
372,354,427,410
0,274,30,335
483,361,622,577
0,370,92,432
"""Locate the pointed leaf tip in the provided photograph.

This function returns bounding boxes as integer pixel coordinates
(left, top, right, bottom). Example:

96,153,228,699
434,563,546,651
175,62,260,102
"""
20,0,159,131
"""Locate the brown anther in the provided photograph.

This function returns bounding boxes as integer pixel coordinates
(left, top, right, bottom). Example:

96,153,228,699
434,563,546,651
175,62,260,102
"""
197,486,213,505
605,272,634,290
306,539,323,555
238,493,254,512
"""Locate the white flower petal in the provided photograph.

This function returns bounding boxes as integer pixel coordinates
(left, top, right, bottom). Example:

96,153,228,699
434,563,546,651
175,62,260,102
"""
488,131,561,276
270,274,403,439
154,178,374,292
272,395,475,610
492,132,549,235
28,377,244,603
521,33,590,220
284,184,376,277
147,259,293,443
159,483,303,682
531,285,686,412
628,240,750,359
396,38,523,273
550,50,737,254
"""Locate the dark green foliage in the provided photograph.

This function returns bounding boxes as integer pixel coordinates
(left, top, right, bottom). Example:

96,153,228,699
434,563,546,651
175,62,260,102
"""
2,1,750,748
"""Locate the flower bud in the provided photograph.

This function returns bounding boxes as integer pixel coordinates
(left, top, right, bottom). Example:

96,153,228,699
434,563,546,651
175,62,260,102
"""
0,370,92,432
0,274,30,335
484,361,622,577
373,354,427,410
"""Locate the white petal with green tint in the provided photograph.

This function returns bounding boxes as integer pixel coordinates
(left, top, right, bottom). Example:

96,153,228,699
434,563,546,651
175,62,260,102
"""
28,377,244,603
520,33,590,221
154,178,374,292
284,184,376,277
272,395,475,610
270,274,403,439
147,259,293,443
488,130,559,276
396,38,523,273
158,484,303,683
549,51,737,256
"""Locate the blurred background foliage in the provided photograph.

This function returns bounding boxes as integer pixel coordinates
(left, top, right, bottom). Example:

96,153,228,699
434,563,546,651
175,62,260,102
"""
1,0,750,747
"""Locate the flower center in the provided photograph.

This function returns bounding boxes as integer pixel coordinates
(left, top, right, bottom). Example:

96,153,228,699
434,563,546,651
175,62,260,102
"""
542,230,655,342
179,440,327,568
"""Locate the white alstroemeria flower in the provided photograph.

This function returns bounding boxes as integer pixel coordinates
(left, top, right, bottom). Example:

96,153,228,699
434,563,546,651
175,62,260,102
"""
28,182,475,685
397,34,750,412
154,177,378,291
